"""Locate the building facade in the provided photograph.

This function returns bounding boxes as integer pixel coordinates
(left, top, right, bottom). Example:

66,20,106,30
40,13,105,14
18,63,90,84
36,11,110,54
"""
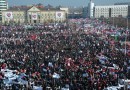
0,0,8,21
2,6,66,24
82,7,88,18
94,5,129,18
2,10,25,24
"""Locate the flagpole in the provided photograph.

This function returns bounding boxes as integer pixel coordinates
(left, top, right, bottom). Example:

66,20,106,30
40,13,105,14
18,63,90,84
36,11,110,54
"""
125,36,127,56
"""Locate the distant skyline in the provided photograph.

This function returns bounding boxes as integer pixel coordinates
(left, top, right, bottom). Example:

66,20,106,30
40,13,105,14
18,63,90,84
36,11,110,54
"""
8,0,129,7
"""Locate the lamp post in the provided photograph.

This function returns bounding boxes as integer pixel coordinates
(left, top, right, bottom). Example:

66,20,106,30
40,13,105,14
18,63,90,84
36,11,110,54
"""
113,17,114,26
127,17,129,30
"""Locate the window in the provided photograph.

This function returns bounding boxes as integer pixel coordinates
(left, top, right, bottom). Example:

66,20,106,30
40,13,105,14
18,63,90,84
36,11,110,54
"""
0,7,6,9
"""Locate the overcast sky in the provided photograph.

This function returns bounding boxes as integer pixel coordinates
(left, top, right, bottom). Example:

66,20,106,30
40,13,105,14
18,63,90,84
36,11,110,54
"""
8,0,130,7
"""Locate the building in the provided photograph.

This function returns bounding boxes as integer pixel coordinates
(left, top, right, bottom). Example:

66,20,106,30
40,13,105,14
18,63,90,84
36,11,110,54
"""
2,9,26,24
88,0,94,18
67,7,83,19
82,7,88,18
114,2,130,18
0,0,8,21
27,6,66,23
2,6,66,24
94,5,129,18
60,6,88,19
60,7,69,14
60,7,69,19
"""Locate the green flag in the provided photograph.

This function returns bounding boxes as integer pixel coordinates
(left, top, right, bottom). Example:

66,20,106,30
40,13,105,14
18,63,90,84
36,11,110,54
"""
115,35,118,41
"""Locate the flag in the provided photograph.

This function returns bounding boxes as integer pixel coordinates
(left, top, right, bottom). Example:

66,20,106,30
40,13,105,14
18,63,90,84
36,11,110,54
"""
32,13,38,20
5,12,13,19
114,35,118,41
56,12,64,19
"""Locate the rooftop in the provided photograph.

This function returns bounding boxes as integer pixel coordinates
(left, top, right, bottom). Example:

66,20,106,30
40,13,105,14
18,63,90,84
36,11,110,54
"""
6,5,61,11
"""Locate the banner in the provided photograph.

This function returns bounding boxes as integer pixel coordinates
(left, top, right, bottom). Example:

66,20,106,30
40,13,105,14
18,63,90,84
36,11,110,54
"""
56,12,64,19
32,13,37,20
5,12,13,19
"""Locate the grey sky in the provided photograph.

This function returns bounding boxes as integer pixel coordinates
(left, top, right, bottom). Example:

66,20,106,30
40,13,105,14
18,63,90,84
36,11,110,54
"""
8,0,130,7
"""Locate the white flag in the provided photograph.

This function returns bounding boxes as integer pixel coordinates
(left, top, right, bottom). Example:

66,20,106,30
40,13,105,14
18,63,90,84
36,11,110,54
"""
5,12,13,19
56,12,64,19
32,13,37,20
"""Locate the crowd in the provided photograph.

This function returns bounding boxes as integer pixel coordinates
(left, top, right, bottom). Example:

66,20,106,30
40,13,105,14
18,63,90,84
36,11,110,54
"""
0,19,130,90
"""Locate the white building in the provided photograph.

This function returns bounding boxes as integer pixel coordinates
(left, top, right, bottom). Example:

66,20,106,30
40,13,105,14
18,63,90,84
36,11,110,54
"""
2,6,66,24
0,0,8,21
94,5,128,18
88,0,94,18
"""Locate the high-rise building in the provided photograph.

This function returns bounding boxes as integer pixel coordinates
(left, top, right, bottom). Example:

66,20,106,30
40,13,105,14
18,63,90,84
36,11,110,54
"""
0,0,8,21
88,0,94,18
82,6,88,18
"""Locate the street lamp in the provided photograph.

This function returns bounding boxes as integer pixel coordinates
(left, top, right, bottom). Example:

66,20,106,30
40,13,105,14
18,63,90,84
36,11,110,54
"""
113,17,114,26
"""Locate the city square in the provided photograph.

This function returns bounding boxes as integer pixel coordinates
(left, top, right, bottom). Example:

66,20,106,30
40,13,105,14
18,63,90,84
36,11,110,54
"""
0,0,130,90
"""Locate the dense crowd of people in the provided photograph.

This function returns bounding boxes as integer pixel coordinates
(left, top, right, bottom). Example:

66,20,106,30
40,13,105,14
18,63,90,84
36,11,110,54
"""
0,19,130,90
